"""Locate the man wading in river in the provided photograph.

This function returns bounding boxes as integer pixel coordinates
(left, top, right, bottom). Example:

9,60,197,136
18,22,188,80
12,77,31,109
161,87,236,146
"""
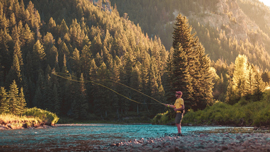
165,91,185,136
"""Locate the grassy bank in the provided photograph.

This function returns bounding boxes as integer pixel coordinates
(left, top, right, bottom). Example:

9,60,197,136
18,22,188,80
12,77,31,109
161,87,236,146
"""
23,107,59,125
0,114,41,129
182,99,270,127
152,91,270,127
0,107,59,129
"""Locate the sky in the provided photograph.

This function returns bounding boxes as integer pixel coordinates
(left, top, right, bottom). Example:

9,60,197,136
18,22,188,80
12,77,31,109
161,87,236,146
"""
258,0,270,7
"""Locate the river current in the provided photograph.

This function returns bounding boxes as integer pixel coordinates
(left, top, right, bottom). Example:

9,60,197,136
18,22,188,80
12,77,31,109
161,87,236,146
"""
0,124,251,150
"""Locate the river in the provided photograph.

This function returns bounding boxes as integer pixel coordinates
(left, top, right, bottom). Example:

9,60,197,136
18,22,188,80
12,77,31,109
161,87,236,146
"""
0,124,252,151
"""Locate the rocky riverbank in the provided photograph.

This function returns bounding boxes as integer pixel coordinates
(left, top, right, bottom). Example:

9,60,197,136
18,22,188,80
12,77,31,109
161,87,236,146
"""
1,124,270,151
0,122,54,130
95,133,270,152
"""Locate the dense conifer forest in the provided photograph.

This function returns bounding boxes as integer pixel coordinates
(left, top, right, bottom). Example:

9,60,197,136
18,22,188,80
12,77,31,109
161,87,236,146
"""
0,0,269,124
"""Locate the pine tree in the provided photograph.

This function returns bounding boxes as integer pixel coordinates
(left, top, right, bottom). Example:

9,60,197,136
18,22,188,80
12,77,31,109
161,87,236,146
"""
0,29,13,75
164,48,175,104
58,42,69,68
95,62,109,117
78,73,88,119
173,14,198,59
72,48,81,76
8,80,20,114
130,65,142,114
81,44,92,79
111,59,121,118
13,39,23,68
148,60,160,113
169,14,214,111
0,87,9,114
32,40,46,76
48,17,57,35
171,44,194,110
195,44,214,108
253,71,265,101
43,32,55,50
246,63,256,98
23,23,35,50
88,59,98,113
5,53,22,88
18,87,26,115
9,13,16,27
226,55,249,104
60,19,69,37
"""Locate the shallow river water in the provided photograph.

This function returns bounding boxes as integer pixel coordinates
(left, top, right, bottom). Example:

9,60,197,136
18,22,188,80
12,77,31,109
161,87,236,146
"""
0,124,251,151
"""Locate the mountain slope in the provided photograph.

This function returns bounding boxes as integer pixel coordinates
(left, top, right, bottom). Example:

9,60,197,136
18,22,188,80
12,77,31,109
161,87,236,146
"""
111,0,270,70
0,0,168,119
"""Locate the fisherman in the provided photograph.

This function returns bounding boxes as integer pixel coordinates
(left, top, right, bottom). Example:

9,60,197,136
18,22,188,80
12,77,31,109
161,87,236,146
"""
165,91,185,136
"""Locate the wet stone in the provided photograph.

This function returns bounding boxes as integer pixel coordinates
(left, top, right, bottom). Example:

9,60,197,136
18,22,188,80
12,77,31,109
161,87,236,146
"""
221,146,228,150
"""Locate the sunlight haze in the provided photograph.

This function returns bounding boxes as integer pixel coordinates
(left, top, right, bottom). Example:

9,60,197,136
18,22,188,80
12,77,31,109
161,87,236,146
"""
259,0,270,6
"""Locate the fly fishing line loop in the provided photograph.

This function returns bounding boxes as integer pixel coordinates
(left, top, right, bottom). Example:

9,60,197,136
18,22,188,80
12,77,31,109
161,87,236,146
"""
52,72,166,105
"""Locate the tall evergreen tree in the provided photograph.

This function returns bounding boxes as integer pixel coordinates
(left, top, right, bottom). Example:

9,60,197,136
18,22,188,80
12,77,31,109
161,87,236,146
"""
226,55,249,104
195,44,214,108
5,53,22,88
78,73,88,119
130,65,142,114
7,80,22,115
17,87,26,114
0,87,9,114
171,44,194,110
32,40,46,78
253,71,265,101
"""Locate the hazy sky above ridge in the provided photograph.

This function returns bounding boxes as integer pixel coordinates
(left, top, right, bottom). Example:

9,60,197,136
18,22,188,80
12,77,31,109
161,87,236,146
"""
258,0,270,7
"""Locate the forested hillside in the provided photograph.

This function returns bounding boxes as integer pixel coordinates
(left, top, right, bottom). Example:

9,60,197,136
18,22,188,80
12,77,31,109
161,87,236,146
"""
0,0,269,123
111,0,270,70
0,0,169,120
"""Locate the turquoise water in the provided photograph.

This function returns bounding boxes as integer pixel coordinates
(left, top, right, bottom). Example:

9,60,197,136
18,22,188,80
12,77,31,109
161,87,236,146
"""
0,124,245,150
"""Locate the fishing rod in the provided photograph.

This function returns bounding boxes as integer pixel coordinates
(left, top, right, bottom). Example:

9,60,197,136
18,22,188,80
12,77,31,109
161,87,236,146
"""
52,72,165,105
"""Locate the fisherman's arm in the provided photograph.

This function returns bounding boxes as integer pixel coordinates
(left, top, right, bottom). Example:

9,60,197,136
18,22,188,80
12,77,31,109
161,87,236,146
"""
165,104,175,108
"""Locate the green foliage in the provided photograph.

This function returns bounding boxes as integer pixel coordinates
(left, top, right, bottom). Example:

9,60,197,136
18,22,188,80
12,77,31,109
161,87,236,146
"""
183,94,270,126
253,103,270,126
151,111,172,124
23,107,59,125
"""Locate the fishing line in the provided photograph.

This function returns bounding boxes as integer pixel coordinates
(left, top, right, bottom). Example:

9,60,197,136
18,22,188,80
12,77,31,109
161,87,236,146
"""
57,72,166,105
52,72,164,105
